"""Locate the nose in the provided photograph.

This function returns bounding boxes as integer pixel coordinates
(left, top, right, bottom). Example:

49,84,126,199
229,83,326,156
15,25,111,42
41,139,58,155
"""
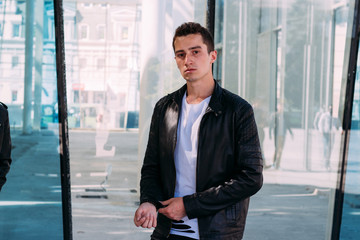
184,54,192,66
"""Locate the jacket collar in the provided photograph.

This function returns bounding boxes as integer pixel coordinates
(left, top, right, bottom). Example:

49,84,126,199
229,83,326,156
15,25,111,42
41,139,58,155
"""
172,79,223,116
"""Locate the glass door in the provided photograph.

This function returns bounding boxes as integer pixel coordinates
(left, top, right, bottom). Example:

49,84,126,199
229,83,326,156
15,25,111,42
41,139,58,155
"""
0,1,64,239
339,42,360,239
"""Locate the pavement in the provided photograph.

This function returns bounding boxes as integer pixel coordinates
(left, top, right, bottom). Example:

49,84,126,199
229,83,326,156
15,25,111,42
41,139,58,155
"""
0,128,359,240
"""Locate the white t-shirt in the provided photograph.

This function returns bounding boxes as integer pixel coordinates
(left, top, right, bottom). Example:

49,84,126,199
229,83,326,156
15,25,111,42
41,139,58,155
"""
170,93,211,239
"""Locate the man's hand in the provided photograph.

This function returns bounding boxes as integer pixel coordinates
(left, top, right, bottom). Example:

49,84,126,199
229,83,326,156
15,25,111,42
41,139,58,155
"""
158,197,186,221
134,202,157,228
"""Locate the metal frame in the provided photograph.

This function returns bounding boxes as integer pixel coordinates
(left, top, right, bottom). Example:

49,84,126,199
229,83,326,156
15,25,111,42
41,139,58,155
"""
331,0,360,238
53,0,72,239
206,0,216,39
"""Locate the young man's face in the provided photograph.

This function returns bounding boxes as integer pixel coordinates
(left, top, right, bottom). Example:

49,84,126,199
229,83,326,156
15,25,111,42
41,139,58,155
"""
173,33,217,83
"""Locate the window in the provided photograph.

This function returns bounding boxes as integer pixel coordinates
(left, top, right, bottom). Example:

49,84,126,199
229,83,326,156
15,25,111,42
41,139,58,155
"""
12,23,20,38
12,56,19,68
79,25,89,40
119,57,127,69
0,1,64,238
47,19,55,40
97,25,105,40
78,58,87,69
213,0,356,239
93,92,104,103
81,91,88,103
73,90,79,103
97,58,105,69
11,90,17,102
121,26,128,40
82,3,92,8
64,21,75,40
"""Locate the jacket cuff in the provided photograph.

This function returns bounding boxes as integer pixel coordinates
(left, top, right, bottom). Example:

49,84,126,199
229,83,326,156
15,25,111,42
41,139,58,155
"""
140,199,164,210
183,194,198,219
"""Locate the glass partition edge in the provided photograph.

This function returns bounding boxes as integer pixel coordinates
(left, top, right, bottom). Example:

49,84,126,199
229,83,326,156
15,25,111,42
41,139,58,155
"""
331,0,360,239
53,0,72,239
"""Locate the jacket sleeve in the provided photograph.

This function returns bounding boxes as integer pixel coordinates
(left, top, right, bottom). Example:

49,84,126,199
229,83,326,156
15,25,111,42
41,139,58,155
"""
139,101,164,209
0,107,12,191
183,103,263,219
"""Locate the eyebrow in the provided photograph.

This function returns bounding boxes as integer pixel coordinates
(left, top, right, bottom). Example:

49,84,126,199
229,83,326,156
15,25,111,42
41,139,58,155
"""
175,46,202,55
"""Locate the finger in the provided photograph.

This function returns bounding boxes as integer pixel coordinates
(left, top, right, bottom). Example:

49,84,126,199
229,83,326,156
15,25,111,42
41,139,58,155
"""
134,215,138,226
134,216,145,227
134,217,141,227
160,199,171,206
142,218,150,228
138,215,147,226
147,218,153,229
134,212,141,226
158,206,166,214
135,210,142,222
159,208,172,219
153,215,157,228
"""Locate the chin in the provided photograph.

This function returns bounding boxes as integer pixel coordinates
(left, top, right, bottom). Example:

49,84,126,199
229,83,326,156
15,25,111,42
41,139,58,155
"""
185,78,197,83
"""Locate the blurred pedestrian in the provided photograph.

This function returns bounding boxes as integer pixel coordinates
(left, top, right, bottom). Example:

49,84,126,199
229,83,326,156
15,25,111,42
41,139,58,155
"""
315,106,339,170
0,101,12,191
268,104,293,170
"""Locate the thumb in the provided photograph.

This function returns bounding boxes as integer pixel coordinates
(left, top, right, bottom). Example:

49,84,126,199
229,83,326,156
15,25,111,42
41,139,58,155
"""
160,198,172,206
135,209,142,221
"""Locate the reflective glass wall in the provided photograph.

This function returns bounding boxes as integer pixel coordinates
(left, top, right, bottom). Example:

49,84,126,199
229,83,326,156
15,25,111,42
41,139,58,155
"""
340,41,360,239
63,0,206,239
1,0,358,239
0,0,63,239
213,0,355,239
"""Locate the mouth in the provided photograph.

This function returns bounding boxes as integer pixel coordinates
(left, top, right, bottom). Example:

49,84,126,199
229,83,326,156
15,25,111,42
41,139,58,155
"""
185,68,196,73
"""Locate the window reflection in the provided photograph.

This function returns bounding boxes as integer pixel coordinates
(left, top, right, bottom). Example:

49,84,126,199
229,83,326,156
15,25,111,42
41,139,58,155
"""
64,0,207,238
340,42,360,239
214,0,354,238
0,1,63,239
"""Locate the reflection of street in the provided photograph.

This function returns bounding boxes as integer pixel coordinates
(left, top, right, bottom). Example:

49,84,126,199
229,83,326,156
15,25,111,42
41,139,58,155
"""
2,130,358,239
338,130,360,239
69,130,150,239
69,130,346,240
262,128,342,172
0,129,63,239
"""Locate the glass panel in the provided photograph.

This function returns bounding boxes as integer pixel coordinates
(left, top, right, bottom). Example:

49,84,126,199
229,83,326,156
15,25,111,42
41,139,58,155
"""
0,1,63,239
214,0,354,238
339,41,360,239
63,0,206,238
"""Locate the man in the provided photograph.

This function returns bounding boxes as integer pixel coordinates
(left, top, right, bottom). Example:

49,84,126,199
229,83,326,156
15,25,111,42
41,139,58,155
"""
134,22,263,240
0,101,12,191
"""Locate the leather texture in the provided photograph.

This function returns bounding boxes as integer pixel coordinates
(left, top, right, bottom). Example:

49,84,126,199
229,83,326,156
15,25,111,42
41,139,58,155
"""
141,81,263,239
0,102,12,191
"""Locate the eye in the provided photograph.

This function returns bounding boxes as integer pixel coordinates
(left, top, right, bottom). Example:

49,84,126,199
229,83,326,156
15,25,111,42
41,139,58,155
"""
176,53,185,59
193,50,199,55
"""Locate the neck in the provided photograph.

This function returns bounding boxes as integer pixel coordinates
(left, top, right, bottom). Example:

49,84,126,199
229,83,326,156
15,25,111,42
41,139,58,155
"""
186,76,214,104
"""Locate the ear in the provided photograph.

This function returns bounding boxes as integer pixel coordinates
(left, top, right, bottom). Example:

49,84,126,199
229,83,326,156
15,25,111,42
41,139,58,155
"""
210,50,217,64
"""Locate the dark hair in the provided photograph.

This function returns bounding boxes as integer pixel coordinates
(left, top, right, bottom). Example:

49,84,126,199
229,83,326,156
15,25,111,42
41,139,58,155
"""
172,22,214,54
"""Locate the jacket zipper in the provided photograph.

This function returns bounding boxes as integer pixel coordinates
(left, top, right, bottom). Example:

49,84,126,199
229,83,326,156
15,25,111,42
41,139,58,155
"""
195,106,215,237
196,106,214,191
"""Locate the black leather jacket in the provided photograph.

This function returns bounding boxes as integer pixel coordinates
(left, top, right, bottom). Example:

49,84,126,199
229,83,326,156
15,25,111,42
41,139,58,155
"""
140,81,263,239
0,102,12,191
